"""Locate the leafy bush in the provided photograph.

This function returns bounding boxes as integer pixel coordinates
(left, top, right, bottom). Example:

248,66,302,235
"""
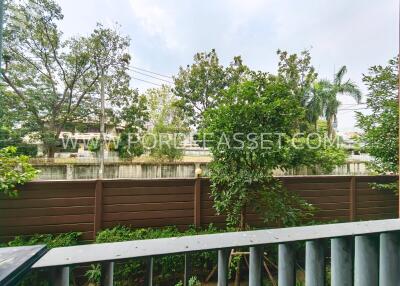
4,232,82,286
0,146,38,197
6,232,82,248
93,225,220,285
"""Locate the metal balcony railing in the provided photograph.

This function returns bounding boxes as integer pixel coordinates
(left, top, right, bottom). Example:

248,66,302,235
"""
28,219,400,286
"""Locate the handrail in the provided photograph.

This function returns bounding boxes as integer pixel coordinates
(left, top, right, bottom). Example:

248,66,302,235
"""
33,219,400,268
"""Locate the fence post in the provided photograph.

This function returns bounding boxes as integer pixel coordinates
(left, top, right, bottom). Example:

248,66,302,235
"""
194,176,201,227
94,180,103,239
349,176,357,221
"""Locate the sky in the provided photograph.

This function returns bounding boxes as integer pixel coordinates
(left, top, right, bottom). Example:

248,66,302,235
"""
57,0,398,132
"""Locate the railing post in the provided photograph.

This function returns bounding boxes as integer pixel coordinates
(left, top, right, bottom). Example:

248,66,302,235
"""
349,176,357,221
194,177,201,227
101,262,114,286
379,232,400,286
331,237,352,286
354,235,378,286
218,249,230,286
249,246,263,286
184,253,192,286
305,240,324,286
94,180,104,239
278,243,295,286
144,257,153,286
50,267,69,286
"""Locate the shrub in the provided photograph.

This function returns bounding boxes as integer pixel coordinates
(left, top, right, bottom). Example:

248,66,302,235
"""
0,146,38,197
5,232,82,286
92,225,220,285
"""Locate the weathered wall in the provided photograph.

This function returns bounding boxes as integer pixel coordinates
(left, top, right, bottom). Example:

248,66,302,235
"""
32,161,369,180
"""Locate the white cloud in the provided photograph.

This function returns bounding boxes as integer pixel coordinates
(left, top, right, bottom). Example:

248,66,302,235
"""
128,0,181,50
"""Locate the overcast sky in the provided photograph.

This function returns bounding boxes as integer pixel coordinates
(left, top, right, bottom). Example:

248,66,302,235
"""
57,0,398,132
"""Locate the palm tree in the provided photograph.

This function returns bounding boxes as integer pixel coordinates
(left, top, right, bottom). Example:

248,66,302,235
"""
307,66,361,137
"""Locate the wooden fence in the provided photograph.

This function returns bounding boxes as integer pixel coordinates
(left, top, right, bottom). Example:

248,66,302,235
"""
0,176,397,241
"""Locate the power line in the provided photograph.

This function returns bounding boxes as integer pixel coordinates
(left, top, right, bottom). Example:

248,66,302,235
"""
132,76,163,87
130,66,173,79
128,68,174,84
338,107,369,111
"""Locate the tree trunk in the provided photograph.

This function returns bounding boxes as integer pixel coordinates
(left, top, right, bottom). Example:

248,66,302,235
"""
240,204,247,231
47,145,56,158
234,256,241,286
327,116,333,139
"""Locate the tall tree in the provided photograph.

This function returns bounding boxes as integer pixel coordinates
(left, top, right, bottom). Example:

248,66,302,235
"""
1,0,135,157
319,66,361,137
356,57,398,179
173,49,249,127
202,78,313,228
144,85,189,161
277,49,318,107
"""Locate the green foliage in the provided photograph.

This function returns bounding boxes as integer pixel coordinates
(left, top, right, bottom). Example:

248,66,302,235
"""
173,49,249,126
5,232,81,286
5,232,81,248
356,57,399,178
2,0,139,157
94,225,219,285
0,127,37,156
116,94,149,158
277,49,318,107
310,67,361,137
143,85,189,162
202,80,316,227
175,276,201,286
0,146,38,197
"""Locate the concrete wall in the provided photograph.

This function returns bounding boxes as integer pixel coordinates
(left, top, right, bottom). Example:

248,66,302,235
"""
33,161,370,180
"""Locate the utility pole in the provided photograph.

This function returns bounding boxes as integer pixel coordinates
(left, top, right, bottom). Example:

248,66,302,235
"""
99,70,105,179
0,0,4,71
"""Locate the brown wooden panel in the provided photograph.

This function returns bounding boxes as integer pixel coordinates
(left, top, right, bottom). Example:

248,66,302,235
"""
103,209,193,222
104,194,194,205
357,200,397,208
102,179,195,188
0,197,95,209
102,217,193,228
0,206,94,218
294,189,349,197
104,202,193,213
104,186,194,196
286,182,350,190
16,180,96,191
357,206,398,215
0,223,93,236
0,214,94,227
302,196,348,204
0,189,94,200
357,213,396,220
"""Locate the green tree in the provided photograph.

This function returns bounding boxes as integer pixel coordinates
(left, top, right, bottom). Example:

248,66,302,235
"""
116,91,148,158
318,66,361,138
202,79,315,228
1,0,136,157
173,49,249,126
356,57,398,178
144,85,189,162
0,146,38,197
277,49,318,107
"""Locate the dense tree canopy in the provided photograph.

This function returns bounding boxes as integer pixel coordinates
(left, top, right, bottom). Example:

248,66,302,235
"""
201,76,346,227
357,57,398,176
1,0,140,157
173,49,249,126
